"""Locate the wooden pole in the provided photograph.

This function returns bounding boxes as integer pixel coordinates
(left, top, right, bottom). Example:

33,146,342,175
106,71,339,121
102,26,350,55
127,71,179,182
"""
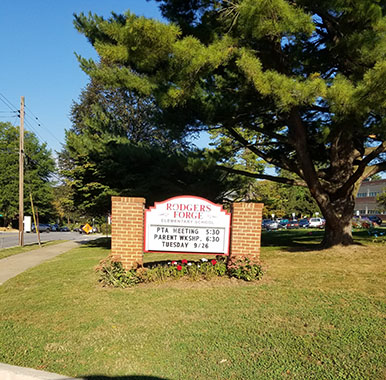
30,193,41,247
19,96,24,247
35,206,41,246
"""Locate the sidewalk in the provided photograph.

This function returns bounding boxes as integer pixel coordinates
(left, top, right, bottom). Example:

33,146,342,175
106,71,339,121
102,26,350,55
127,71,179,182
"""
0,240,80,285
0,362,79,380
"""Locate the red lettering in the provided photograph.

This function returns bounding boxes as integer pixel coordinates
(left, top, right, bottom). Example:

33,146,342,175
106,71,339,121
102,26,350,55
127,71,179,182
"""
168,202,211,218
172,210,203,219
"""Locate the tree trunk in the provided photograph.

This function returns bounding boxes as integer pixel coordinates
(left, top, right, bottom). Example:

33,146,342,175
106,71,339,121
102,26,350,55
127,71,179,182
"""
319,194,356,248
321,218,354,248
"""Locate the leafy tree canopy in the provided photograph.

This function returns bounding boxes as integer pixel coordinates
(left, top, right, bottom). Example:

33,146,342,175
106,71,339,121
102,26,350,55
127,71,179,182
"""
73,0,386,246
0,122,55,226
377,188,386,211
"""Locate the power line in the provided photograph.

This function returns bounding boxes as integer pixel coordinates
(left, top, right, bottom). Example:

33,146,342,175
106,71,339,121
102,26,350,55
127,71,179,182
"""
24,118,48,146
0,93,63,153
0,93,63,184
25,104,64,148
0,93,19,113
24,151,63,183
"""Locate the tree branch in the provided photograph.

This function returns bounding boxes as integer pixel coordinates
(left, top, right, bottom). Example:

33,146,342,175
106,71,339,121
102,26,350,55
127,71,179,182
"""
223,123,299,175
216,165,307,187
288,108,324,198
336,142,386,197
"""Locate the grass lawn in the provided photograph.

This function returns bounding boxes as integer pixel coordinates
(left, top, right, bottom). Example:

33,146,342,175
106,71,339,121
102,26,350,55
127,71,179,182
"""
0,240,68,260
0,230,385,379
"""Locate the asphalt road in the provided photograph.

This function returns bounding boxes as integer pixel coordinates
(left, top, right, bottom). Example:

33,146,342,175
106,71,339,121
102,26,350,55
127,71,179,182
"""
0,231,104,249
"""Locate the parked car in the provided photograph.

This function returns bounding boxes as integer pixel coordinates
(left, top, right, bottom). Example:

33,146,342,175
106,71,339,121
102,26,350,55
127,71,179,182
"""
60,226,71,232
286,220,300,229
299,218,310,228
50,224,59,231
31,223,51,232
262,219,279,230
278,219,289,228
309,217,325,228
367,215,382,226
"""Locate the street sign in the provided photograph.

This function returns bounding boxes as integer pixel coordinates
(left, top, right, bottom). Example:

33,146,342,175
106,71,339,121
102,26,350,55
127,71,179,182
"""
82,223,93,234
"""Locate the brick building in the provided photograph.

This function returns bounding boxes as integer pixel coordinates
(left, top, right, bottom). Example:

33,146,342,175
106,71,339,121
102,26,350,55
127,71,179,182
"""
354,179,386,217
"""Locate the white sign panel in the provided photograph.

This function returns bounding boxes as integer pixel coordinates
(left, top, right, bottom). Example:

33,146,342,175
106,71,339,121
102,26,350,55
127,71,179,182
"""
145,196,231,254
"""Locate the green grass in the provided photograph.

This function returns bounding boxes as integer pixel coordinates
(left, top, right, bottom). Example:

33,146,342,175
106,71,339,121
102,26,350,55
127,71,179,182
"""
261,226,386,250
0,233,385,379
0,240,68,260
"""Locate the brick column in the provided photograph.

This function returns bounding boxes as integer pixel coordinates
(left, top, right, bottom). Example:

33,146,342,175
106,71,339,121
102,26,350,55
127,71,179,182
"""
111,196,145,270
230,202,264,261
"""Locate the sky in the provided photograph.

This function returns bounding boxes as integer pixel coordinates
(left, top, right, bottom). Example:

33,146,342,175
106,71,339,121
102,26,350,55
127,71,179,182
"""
0,0,170,155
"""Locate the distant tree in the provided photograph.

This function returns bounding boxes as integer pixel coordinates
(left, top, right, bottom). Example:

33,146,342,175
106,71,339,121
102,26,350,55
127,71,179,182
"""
0,122,55,226
377,189,386,211
234,178,319,218
367,174,383,181
52,184,79,225
74,1,386,247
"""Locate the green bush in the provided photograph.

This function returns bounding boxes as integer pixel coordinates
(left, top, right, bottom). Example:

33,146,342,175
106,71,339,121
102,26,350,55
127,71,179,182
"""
97,255,263,287
227,256,263,281
99,223,112,235
97,259,140,288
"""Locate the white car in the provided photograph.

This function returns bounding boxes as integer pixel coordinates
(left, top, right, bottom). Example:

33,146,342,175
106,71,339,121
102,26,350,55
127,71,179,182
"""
309,217,325,228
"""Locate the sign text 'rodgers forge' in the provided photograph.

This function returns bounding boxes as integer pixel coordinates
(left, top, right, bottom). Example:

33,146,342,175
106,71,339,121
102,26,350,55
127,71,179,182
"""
144,196,231,254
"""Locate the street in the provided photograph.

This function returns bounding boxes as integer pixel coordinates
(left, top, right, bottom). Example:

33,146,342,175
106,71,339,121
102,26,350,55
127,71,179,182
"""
0,231,104,250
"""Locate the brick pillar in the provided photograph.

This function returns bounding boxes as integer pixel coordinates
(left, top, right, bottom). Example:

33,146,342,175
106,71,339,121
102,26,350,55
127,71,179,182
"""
230,202,264,261
111,196,145,270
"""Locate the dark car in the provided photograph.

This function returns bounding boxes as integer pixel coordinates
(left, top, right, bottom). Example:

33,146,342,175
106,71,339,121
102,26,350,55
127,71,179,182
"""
60,226,71,232
262,219,279,230
299,218,310,228
50,223,60,231
278,219,289,228
286,220,300,229
367,215,382,226
31,223,50,232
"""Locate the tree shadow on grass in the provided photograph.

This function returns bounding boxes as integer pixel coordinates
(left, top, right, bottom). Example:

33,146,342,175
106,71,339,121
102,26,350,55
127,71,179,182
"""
78,237,111,250
261,229,365,252
80,376,168,380
261,229,324,252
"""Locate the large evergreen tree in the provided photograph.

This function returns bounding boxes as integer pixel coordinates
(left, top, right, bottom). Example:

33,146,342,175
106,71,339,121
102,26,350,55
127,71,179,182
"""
74,0,386,246
60,82,240,216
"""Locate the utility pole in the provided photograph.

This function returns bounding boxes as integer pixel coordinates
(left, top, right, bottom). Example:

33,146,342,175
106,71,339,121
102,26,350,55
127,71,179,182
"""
19,96,24,246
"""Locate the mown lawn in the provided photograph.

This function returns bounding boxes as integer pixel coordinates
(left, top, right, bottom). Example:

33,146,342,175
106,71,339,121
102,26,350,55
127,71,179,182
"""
0,231,385,380
0,240,67,260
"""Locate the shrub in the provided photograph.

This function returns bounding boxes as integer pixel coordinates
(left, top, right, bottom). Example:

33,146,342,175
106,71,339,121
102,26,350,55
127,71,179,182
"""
97,256,263,288
227,256,263,281
97,255,263,288
97,258,140,288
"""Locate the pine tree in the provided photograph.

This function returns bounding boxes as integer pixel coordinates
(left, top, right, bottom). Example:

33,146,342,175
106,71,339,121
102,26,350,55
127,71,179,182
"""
74,1,386,247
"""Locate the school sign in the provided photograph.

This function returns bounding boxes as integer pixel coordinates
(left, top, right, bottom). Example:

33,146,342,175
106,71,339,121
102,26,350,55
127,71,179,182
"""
111,196,263,270
144,196,231,254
